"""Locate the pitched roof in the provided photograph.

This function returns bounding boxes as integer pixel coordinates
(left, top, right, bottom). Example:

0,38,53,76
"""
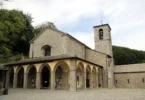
30,27,67,43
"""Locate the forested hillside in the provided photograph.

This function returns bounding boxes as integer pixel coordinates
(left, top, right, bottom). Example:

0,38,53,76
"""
0,9,145,65
113,46,145,65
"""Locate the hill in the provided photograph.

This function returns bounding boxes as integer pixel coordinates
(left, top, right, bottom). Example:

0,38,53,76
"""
113,46,145,65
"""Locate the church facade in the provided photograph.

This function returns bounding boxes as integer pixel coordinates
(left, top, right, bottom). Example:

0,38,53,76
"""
3,23,145,91
4,24,114,91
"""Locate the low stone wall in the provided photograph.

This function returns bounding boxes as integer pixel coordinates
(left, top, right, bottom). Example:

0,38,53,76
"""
114,63,145,88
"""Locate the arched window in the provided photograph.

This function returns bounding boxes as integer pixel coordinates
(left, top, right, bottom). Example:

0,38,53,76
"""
99,29,103,39
41,45,51,56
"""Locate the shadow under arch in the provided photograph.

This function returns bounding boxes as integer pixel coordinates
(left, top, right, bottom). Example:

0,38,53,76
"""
17,66,24,88
39,63,51,88
86,65,91,88
27,65,37,89
54,61,70,90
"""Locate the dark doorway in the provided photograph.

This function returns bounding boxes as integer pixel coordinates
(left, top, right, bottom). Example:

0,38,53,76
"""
86,72,90,88
9,69,14,88
28,67,36,88
41,66,50,88
17,68,24,88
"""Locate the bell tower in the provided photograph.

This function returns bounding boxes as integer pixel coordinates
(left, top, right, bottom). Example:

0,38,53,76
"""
94,24,113,56
94,24,114,88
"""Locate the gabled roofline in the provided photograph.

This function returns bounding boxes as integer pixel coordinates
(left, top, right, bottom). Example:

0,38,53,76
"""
29,27,67,43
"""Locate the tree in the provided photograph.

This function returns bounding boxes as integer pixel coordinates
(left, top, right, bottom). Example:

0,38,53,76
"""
34,22,57,35
112,46,145,65
0,9,34,63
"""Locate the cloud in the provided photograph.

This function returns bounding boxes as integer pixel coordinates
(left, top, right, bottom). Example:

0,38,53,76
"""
3,0,145,50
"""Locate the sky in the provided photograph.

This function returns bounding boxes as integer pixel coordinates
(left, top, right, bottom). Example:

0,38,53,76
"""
2,0,145,51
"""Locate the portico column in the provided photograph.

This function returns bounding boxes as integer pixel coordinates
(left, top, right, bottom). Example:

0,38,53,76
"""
51,71,55,90
90,73,93,88
23,73,28,89
83,72,86,89
36,72,41,89
70,70,77,91
69,60,77,91
98,69,103,87
13,73,17,88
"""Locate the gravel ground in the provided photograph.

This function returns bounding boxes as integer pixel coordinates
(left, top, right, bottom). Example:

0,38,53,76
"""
0,88,145,100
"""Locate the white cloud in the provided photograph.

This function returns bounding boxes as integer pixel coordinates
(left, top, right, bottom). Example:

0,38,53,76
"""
2,0,145,51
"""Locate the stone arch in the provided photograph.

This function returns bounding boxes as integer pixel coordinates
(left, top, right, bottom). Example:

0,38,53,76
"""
39,63,51,88
76,62,84,89
17,66,24,88
54,61,70,90
27,65,37,88
8,67,14,88
92,67,97,88
86,65,91,88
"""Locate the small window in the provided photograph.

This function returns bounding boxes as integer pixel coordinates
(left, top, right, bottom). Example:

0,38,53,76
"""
142,78,144,83
127,79,130,83
45,47,51,56
99,29,103,39
42,45,51,56
115,80,117,84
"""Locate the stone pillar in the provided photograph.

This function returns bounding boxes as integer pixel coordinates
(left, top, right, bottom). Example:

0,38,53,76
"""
98,69,103,87
70,70,77,91
90,73,93,88
63,72,68,89
36,72,41,89
51,71,55,90
83,72,86,89
23,73,28,89
13,73,17,88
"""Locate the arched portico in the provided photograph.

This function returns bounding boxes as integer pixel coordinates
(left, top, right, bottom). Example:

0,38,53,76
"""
76,62,84,89
27,65,36,88
86,65,91,88
40,64,51,88
17,67,24,88
54,61,69,90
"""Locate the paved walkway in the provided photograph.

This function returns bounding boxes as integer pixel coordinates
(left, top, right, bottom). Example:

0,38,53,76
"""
0,88,145,100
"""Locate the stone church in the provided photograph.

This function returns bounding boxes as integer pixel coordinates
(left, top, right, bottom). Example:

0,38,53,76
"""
1,24,145,91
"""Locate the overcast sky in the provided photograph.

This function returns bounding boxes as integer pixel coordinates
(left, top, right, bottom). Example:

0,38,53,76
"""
2,0,145,51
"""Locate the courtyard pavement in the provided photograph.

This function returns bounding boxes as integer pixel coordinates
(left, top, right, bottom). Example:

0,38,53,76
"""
0,88,145,100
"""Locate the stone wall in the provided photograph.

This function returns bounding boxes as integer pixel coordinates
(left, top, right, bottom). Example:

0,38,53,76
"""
29,28,66,58
64,35,85,59
114,63,145,88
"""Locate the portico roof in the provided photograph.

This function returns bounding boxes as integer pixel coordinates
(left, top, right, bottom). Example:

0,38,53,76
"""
4,55,103,68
